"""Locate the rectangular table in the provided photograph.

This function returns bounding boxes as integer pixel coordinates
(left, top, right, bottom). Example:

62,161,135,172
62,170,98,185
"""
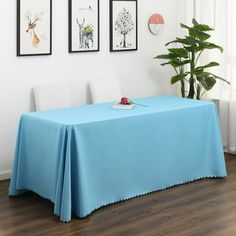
9,96,227,222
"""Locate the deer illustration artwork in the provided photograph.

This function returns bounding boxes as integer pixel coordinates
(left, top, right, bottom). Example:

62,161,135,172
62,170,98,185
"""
76,18,94,49
76,18,85,49
25,11,43,48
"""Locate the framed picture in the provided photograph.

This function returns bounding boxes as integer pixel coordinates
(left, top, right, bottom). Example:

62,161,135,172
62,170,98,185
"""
17,0,52,56
110,0,138,52
69,0,99,53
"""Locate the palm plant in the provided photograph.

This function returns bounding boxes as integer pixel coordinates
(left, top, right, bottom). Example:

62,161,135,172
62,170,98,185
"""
155,19,229,100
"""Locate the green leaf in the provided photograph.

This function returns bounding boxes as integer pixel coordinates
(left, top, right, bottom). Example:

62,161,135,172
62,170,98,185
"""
211,73,230,84
185,36,201,45
198,77,216,90
165,38,187,46
195,71,211,77
180,23,190,30
203,62,220,68
164,59,190,68
204,43,223,53
160,62,172,66
171,74,188,84
168,48,188,58
184,46,196,53
165,40,178,46
170,60,182,67
196,62,220,70
192,18,199,25
196,71,230,85
185,45,204,53
166,38,194,47
205,77,216,90
189,28,211,41
194,68,204,75
160,61,184,67
193,17,213,32
154,53,178,60
189,30,197,39
179,60,191,65
194,23,214,32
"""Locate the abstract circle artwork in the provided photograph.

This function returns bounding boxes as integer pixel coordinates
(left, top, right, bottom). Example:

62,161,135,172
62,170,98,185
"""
148,13,164,35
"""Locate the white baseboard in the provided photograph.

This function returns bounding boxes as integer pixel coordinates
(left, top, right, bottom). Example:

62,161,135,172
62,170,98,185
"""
0,170,11,181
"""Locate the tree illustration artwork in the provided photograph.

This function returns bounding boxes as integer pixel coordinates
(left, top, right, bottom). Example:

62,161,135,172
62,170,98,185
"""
114,8,134,48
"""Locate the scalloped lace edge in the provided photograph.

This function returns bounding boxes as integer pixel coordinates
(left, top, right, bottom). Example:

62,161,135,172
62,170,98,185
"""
9,175,226,222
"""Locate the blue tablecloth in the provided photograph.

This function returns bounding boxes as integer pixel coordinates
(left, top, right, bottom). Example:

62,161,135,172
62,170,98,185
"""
9,96,227,222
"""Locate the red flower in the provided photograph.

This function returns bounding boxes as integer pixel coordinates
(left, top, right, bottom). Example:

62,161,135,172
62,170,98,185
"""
120,97,148,107
120,97,129,104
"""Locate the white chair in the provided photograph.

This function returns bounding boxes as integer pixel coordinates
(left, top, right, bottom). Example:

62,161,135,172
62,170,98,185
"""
33,82,71,111
89,77,122,104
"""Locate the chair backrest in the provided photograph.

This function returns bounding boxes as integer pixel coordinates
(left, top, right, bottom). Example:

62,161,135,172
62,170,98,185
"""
33,82,71,111
89,77,122,104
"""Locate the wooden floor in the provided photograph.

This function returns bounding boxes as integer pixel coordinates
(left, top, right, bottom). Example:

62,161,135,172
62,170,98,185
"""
0,154,236,236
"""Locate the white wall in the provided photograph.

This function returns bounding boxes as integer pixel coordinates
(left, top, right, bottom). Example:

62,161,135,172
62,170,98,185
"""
0,0,180,179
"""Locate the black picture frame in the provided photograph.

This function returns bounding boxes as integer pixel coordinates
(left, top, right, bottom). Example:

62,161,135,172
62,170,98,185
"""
69,0,100,53
17,0,52,56
110,0,138,52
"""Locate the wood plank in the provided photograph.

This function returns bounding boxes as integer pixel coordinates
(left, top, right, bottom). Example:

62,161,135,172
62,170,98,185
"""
0,154,235,236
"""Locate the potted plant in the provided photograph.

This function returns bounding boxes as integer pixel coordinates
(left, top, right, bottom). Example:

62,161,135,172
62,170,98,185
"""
155,18,229,100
